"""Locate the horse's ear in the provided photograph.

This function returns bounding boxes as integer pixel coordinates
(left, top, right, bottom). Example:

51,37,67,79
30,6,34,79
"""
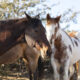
47,14,51,21
35,14,40,19
24,12,31,20
55,15,61,22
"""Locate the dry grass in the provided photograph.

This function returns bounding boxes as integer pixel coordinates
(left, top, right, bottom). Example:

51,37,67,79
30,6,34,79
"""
0,59,80,80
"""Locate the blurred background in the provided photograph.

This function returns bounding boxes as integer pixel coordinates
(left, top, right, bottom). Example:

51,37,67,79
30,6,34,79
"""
0,0,80,31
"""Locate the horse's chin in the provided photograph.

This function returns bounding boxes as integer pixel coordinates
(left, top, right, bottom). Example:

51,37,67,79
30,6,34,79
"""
40,52,48,60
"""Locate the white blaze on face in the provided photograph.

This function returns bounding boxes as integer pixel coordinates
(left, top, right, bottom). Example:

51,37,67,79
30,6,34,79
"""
40,45,48,59
46,24,52,42
46,24,53,42
46,23,60,54
46,23,58,42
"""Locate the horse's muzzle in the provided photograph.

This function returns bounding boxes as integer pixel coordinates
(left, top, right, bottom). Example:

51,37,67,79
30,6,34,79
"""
47,47,52,57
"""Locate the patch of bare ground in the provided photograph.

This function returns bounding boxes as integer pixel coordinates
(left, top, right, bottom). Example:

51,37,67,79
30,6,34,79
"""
0,60,80,80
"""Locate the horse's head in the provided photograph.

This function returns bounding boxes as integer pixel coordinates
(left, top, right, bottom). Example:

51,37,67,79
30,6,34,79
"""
24,13,52,59
46,14,61,42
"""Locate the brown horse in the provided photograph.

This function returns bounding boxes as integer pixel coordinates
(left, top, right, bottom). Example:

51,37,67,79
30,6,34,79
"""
0,41,40,80
0,13,52,80
0,12,51,56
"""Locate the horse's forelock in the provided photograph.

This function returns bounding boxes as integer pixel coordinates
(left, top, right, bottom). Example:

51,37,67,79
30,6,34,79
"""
26,18,41,28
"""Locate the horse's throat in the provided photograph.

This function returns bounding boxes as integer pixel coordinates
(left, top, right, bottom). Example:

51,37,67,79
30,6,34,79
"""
54,35,62,50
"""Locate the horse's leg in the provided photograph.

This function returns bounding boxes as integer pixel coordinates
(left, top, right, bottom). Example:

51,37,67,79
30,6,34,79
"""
24,58,39,80
51,54,59,80
23,58,33,80
33,57,43,80
33,67,38,80
60,59,70,80
70,63,78,80
28,67,33,80
27,61,33,80
38,57,44,78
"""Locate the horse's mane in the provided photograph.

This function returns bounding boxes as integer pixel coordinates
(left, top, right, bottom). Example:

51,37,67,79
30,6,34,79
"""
27,18,41,28
0,17,27,30
0,17,27,25
0,17,42,30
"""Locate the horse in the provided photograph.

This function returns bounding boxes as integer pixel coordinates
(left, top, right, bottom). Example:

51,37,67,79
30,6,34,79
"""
67,31,79,80
45,14,80,80
0,12,51,56
0,13,52,80
68,31,79,73
0,41,40,80
67,31,77,37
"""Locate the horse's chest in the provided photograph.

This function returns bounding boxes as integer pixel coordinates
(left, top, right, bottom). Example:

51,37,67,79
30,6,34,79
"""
54,49,67,63
52,36,68,63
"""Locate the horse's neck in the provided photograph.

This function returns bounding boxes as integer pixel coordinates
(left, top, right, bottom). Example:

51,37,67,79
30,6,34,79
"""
0,18,26,32
0,20,26,54
51,29,72,49
0,24,25,43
